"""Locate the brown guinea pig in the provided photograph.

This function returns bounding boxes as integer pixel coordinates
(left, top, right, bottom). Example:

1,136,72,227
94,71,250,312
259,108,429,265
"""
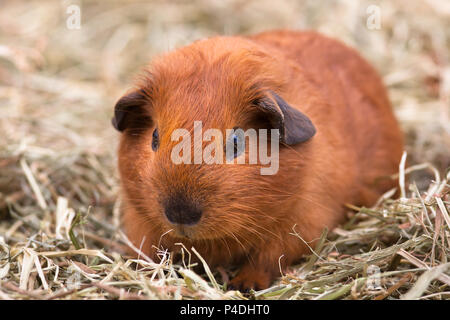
112,30,404,290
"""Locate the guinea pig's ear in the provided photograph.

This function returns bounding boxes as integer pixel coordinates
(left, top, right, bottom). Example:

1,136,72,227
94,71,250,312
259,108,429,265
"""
112,89,151,132
255,91,316,145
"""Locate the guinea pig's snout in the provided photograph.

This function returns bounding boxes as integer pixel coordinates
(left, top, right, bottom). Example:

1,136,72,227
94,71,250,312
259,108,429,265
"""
163,195,202,226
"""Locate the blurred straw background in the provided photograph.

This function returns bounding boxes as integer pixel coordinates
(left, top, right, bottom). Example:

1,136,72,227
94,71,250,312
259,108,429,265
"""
0,0,449,300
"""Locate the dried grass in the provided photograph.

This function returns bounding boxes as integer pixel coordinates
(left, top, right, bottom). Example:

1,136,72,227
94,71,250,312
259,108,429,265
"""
0,0,449,300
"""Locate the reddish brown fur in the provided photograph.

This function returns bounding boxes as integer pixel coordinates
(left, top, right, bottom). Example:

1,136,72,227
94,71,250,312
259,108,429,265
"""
116,30,404,290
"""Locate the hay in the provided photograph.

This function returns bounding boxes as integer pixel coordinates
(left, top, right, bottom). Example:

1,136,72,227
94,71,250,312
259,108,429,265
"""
0,0,449,300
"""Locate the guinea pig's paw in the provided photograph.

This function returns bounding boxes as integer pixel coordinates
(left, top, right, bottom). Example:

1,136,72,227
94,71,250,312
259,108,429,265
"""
228,269,272,292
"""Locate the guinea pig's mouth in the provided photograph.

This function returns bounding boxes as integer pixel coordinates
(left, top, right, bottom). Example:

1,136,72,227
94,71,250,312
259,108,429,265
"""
169,224,197,240
165,222,219,241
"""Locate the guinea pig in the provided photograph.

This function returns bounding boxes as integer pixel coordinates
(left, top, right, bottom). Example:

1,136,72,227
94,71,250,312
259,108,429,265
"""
112,30,404,290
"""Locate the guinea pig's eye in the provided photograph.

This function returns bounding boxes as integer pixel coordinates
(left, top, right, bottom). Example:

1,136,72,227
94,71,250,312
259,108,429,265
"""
151,128,159,151
225,128,245,160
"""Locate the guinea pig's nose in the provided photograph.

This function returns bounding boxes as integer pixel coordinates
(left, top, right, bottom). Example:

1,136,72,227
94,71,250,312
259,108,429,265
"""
163,196,202,226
